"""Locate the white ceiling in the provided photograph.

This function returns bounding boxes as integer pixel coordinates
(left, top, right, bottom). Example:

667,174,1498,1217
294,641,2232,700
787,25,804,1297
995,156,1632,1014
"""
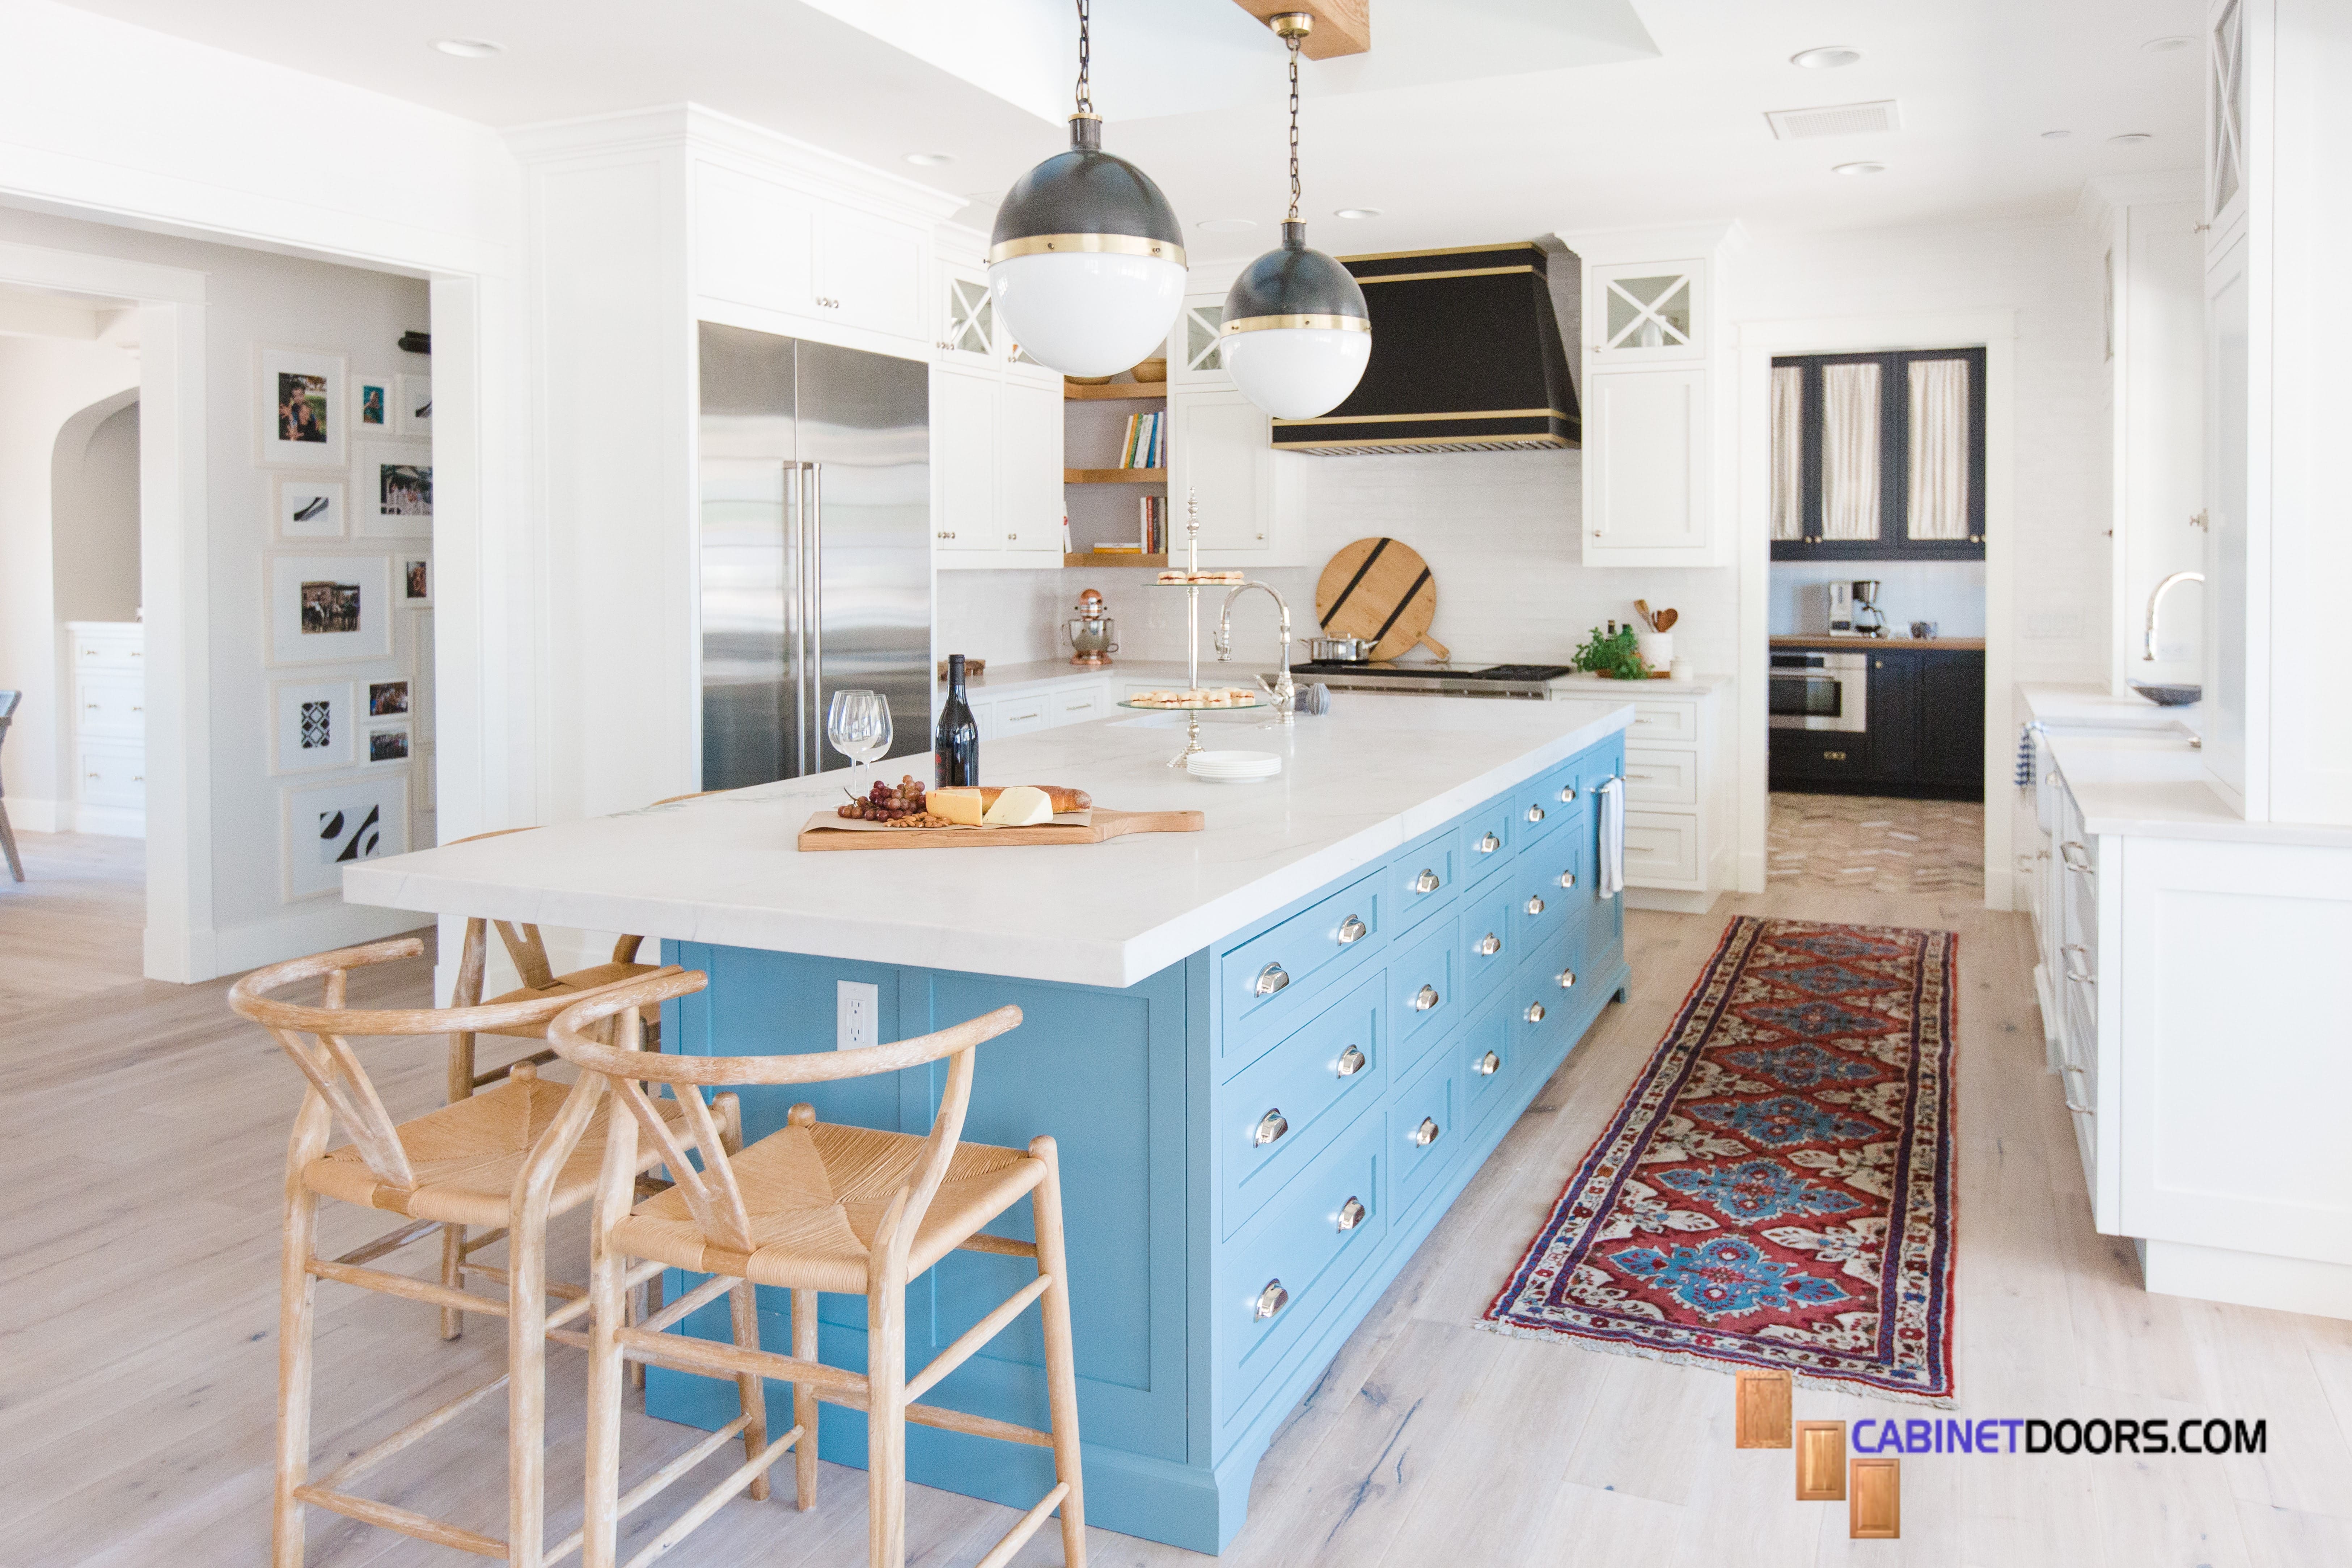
59,0,2204,263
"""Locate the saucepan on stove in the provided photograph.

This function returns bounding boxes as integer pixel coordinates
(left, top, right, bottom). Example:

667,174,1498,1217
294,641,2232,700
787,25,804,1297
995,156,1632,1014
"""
1306,634,1377,663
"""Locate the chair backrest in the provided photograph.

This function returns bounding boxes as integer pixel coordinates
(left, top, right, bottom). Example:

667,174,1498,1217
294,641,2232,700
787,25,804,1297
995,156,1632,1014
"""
547,970,1022,1263
227,935,679,1190
0,688,18,730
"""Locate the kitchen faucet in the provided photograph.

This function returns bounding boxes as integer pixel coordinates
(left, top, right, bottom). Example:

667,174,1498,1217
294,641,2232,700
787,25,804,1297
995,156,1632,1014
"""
1213,581,1295,724
2142,570,2204,661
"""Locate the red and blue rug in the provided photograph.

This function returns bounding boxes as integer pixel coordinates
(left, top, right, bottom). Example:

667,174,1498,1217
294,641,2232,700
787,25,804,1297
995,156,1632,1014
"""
1483,917,1958,1406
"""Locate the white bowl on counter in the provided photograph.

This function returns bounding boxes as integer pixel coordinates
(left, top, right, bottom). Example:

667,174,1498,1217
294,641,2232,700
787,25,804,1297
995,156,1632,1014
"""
1185,749,1281,783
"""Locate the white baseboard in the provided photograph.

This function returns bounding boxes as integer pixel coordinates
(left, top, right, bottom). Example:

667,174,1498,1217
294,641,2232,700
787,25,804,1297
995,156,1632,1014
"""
2140,1237,2352,1320
206,899,434,980
1623,886,1722,914
69,803,146,838
2,796,63,833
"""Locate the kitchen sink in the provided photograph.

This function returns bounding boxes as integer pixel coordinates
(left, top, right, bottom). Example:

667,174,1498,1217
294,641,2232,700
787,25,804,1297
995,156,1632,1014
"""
2128,679,2201,706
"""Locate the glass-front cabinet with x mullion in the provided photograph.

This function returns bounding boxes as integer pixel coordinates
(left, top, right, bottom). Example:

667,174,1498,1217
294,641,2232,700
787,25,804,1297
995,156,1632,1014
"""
1769,347,1985,561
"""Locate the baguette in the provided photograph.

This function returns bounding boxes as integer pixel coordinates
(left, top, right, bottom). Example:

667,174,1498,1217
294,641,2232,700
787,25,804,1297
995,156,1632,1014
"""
932,784,1093,821
983,785,1090,813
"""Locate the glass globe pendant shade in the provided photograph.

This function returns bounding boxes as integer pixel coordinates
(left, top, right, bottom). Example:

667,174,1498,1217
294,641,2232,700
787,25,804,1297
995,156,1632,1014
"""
989,116,1187,378
1221,222,1372,419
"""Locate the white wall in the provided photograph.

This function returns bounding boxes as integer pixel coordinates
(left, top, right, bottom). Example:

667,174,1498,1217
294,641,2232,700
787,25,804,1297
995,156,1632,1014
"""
53,395,142,623
0,334,139,825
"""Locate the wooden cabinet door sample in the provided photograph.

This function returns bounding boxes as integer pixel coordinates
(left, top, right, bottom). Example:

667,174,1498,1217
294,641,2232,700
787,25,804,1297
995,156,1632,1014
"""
1734,1367,1791,1448
1849,1457,1900,1538
1795,1421,1847,1501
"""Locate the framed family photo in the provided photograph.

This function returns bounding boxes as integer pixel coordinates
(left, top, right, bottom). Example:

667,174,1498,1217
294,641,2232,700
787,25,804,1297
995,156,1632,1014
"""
396,373,432,438
271,476,345,541
258,346,347,468
268,553,392,665
353,375,395,434
367,678,411,717
269,678,355,774
400,555,431,607
355,441,432,537
361,722,413,770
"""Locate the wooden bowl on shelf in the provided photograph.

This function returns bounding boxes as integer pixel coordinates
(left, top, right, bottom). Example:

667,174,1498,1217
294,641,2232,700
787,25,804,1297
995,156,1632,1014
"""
1064,374,1115,386
1129,357,1168,383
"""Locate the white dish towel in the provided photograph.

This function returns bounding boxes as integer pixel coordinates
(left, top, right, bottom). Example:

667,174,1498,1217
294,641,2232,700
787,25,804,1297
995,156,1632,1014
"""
1597,776,1625,898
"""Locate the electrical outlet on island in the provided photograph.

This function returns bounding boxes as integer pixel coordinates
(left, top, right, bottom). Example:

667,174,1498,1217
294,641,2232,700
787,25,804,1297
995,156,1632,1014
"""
837,980,879,1051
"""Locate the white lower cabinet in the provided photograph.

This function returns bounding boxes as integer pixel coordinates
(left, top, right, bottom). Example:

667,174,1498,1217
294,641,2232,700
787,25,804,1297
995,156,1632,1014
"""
66,621,144,837
960,676,1108,744
1621,810,1700,885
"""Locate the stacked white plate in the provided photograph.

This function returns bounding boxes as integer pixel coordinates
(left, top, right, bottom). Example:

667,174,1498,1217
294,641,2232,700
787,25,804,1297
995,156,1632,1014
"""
1185,749,1282,784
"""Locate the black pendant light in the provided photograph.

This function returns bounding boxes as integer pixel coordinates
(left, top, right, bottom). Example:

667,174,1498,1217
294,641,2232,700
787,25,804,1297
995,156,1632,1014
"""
988,0,1188,377
1221,12,1371,419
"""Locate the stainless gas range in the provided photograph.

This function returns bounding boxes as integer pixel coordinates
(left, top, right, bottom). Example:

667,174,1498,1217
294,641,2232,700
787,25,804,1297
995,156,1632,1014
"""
1283,660,1578,701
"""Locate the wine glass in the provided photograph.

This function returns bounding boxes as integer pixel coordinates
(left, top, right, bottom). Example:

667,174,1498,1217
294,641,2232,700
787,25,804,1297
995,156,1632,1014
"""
826,689,893,769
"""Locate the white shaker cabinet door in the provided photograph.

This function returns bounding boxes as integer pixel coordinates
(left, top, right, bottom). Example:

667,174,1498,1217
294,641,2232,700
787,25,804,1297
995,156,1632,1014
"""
1173,389,1271,557
695,164,817,316
932,364,1000,552
818,206,925,341
995,375,1062,553
1583,368,1710,565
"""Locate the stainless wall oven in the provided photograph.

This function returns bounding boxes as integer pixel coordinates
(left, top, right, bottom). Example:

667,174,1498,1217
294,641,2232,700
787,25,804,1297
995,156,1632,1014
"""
1769,650,1868,732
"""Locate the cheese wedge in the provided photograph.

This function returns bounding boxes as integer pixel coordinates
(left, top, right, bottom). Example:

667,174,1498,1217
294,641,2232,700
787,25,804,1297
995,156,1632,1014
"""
928,786,985,827
981,784,1054,827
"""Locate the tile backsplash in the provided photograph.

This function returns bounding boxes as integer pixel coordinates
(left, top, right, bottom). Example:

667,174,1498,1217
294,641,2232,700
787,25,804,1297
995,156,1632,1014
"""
1768,560,1987,638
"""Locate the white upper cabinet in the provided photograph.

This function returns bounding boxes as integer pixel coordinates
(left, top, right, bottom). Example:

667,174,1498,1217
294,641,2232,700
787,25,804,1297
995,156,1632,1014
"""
996,376,1062,554
939,266,996,363
1586,368,1708,559
2204,0,2247,248
1173,389,1272,557
933,362,1000,553
1172,297,1231,385
693,161,925,345
1587,259,1706,364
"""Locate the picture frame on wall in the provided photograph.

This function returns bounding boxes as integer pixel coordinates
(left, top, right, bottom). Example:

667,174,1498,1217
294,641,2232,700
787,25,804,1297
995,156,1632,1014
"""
353,375,394,434
282,773,409,901
400,554,431,607
396,373,432,438
258,345,347,468
361,722,412,770
268,553,392,666
367,678,411,717
271,477,344,541
269,678,355,774
354,441,432,537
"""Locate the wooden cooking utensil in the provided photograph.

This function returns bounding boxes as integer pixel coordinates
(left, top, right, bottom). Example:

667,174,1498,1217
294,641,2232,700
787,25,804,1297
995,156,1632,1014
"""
1653,607,1678,631
1634,599,1654,632
1314,537,1450,662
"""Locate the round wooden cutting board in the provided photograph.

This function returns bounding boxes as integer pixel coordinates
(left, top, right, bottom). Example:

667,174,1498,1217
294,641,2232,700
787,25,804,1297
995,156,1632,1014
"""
1314,537,1451,662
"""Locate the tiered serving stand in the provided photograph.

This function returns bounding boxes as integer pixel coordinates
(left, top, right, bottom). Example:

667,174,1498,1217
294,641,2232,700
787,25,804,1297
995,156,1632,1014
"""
1116,491,1265,766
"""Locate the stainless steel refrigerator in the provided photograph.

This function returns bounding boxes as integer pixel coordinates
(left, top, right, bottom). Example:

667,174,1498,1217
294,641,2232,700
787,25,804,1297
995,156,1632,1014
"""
699,322,930,789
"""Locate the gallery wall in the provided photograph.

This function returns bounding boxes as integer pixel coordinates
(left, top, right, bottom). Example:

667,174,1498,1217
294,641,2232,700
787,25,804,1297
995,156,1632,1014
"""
0,203,436,963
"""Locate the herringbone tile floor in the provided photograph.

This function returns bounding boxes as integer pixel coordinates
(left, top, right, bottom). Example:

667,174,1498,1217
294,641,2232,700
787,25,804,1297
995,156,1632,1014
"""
1766,792,1983,894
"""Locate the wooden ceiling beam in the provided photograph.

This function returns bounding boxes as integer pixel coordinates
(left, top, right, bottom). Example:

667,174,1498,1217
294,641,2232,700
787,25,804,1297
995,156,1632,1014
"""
1231,1,1371,60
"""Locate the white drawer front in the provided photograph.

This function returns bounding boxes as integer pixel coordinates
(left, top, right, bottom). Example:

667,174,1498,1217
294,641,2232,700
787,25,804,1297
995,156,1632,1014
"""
1053,685,1108,726
78,744,146,807
1622,746,1697,806
1623,810,1701,885
996,697,1050,735
75,676,145,738
73,635,143,672
1628,701,1697,744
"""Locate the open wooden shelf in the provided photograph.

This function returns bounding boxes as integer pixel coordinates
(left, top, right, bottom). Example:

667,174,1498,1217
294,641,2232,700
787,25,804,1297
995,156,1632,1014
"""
1065,467,1167,485
1063,552,1170,568
1063,382,1170,401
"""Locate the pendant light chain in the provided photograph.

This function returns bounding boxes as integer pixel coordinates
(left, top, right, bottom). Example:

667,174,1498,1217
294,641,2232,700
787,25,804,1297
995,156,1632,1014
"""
1075,0,1093,115
1286,34,1303,222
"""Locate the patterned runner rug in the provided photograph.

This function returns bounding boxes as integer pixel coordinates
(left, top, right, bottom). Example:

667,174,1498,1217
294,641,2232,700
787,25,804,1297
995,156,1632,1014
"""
1483,916,1958,1406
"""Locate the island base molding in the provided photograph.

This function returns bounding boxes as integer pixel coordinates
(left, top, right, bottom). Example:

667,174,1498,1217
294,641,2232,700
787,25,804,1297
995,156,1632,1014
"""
2138,1238,2352,1322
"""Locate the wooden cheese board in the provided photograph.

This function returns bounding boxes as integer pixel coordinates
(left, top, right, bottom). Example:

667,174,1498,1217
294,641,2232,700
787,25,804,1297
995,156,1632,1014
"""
1314,536,1451,662
798,808,1204,851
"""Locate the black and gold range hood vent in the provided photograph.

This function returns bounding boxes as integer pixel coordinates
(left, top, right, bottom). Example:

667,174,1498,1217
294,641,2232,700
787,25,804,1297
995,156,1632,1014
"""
1269,241,1579,455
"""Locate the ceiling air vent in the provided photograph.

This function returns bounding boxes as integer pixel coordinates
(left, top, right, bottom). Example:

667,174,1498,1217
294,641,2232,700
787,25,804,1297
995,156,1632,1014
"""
1765,100,1902,140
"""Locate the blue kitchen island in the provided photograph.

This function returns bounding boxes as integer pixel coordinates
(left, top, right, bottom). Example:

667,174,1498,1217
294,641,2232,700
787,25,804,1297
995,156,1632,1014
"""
344,695,1634,1552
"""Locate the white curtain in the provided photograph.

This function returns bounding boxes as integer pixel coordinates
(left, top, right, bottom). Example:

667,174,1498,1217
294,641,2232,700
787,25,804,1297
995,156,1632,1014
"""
1907,358,1971,540
1820,362,1880,540
1771,365,1804,540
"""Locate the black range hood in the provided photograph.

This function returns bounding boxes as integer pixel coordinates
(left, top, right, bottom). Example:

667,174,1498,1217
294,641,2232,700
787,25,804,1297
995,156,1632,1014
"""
1269,240,1579,455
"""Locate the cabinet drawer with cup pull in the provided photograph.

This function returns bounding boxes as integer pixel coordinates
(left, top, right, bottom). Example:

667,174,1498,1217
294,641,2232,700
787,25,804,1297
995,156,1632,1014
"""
1460,993,1520,1131
1219,866,1387,1047
1388,915,1461,1074
1218,970,1385,1236
1388,821,1459,935
1458,802,1517,892
1515,759,1581,846
1623,745,1698,806
1458,886,1518,1011
1393,1048,1463,1212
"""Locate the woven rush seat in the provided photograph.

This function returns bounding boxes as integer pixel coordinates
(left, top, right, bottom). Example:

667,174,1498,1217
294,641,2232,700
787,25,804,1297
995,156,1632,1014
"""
305,1073,693,1228
615,1121,1045,1293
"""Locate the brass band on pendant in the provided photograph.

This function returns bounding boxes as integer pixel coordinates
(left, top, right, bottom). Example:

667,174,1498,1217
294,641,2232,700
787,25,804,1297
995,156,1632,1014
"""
988,232,1188,265
1219,313,1373,336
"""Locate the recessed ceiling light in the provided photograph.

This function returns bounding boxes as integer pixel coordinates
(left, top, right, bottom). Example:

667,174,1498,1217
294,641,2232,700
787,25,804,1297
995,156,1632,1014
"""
904,152,955,166
1790,46,1863,69
2040,129,2074,140
1197,218,1257,234
2141,35,2194,52
431,38,503,58
1833,161,1887,176
1333,207,1382,220
2108,132,2154,143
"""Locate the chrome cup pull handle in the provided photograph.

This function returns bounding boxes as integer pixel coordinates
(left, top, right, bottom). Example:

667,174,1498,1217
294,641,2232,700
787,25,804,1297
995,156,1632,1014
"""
1255,1280,1289,1320
2060,841,2092,874
1337,914,1369,945
1525,804,1545,824
1410,1116,1441,1147
1524,895,1544,916
1254,1108,1289,1147
1255,962,1290,997
1336,1197,1367,1232
1477,832,1501,855
1558,869,1576,888
1413,984,1440,1012
1334,1044,1367,1077
1558,968,1577,989
1525,1002,1546,1024
1413,868,1442,893
1477,1050,1501,1077
1476,932,1501,957
1560,783,1578,802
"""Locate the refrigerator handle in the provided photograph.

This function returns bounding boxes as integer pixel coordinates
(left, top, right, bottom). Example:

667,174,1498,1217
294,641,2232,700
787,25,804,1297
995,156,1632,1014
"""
804,461,824,771
785,459,809,779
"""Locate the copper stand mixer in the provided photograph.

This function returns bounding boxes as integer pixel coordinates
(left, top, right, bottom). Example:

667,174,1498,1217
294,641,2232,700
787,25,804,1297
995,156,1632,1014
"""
1064,588,1119,667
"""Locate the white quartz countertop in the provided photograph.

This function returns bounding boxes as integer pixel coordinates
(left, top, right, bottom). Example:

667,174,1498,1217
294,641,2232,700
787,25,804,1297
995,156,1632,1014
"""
2021,683,2352,847
957,659,1729,699
344,694,1636,988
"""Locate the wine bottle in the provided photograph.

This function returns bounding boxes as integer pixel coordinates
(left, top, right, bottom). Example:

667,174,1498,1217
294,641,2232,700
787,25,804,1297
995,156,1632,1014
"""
935,653,980,788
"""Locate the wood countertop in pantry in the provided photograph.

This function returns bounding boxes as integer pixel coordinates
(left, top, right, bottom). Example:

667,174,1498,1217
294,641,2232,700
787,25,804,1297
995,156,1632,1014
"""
1771,635,1987,651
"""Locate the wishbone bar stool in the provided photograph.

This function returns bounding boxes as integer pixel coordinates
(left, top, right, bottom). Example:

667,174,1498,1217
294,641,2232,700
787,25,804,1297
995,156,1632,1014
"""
542,971,1087,1568
228,938,736,1568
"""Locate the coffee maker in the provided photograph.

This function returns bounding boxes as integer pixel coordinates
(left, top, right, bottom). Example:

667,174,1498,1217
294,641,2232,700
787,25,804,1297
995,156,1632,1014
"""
1850,579,1888,638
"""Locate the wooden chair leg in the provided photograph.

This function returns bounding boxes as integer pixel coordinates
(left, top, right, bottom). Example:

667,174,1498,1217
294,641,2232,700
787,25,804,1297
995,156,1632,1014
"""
507,1207,550,1568
791,1287,820,1510
729,1281,772,1503
0,797,23,882
581,1251,627,1568
275,1108,328,1568
440,1223,467,1341
866,1263,909,1568
1030,1136,1089,1568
